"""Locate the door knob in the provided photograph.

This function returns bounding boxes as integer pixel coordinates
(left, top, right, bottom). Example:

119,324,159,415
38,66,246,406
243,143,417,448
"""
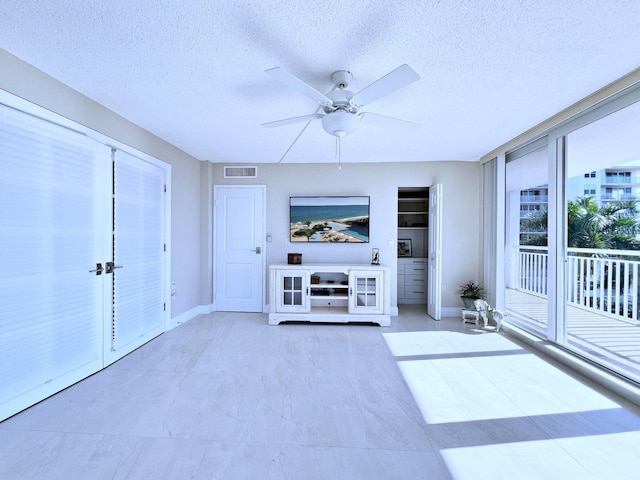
89,263,104,275
252,247,261,254
105,261,124,274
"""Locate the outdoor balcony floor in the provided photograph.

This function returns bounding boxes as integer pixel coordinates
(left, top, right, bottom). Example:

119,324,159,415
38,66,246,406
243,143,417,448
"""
506,288,640,381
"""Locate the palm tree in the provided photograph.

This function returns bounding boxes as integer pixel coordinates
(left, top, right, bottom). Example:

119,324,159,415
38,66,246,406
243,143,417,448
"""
521,197,640,314
521,197,640,250
598,199,640,250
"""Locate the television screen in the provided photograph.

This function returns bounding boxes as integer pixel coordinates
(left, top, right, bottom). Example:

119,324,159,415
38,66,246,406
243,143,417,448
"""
289,196,370,243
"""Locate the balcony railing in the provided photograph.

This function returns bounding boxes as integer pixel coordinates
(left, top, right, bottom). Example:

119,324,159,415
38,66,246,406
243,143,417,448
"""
602,177,633,184
518,246,640,323
519,195,549,203
600,194,636,201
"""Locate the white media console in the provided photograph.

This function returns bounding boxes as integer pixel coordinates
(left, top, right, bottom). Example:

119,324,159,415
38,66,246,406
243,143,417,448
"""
268,263,391,326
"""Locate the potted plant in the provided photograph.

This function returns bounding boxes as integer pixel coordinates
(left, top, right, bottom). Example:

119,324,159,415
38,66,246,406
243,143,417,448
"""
457,281,484,309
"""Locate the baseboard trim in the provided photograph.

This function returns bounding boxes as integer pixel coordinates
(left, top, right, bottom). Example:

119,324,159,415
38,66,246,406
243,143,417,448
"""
441,307,461,318
168,304,214,330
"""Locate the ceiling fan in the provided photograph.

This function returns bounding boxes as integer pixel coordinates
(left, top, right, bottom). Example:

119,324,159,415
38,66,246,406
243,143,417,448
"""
262,64,420,165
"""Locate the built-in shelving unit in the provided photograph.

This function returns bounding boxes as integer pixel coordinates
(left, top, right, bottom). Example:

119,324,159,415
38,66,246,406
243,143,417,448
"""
398,187,428,304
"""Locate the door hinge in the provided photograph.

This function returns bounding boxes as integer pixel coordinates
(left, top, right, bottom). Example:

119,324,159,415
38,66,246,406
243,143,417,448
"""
163,303,166,311
164,184,167,193
163,243,166,252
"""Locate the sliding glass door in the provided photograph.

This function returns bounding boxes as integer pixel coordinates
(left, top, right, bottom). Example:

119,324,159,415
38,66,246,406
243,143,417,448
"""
501,87,640,384
563,99,640,380
504,141,550,336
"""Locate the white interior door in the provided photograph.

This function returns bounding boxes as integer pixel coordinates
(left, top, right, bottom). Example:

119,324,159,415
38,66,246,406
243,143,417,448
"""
428,184,443,320
214,186,265,312
106,150,167,365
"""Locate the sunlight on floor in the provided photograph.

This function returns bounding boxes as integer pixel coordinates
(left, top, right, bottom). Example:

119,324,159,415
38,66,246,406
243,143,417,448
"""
383,328,640,478
383,330,622,425
383,330,520,358
441,430,640,480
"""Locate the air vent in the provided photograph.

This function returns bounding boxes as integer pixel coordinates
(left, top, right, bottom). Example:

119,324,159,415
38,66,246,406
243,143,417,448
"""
224,166,257,178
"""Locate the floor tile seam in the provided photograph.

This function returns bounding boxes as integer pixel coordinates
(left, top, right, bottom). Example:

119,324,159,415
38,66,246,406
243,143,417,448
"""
11,427,266,445
530,436,603,477
0,425,109,437
489,380,594,416
434,380,531,421
0,424,255,444
523,413,604,443
527,409,640,440
273,440,436,453
106,368,190,376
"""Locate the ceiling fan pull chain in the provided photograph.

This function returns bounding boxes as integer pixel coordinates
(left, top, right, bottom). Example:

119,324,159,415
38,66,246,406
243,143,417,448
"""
336,136,342,170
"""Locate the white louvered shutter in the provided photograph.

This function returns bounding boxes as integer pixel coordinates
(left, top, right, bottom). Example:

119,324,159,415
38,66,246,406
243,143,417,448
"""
0,103,111,421
107,150,165,363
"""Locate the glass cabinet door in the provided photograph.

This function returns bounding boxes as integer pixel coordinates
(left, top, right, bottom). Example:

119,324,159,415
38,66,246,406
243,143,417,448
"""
349,271,383,314
276,271,309,313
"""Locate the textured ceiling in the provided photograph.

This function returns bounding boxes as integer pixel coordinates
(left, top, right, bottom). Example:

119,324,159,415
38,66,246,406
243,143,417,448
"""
1,0,640,164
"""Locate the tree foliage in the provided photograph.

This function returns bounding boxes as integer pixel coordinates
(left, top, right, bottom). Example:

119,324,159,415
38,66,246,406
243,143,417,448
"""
521,197,640,250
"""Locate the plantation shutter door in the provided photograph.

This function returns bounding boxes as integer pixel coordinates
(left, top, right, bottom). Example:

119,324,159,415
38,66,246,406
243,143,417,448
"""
0,104,111,421
107,150,165,364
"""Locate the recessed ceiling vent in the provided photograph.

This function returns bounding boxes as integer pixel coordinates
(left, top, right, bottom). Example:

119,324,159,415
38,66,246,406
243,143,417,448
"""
224,166,257,178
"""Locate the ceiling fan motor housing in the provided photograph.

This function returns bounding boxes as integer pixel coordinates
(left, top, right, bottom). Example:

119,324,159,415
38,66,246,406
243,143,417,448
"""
321,109,360,137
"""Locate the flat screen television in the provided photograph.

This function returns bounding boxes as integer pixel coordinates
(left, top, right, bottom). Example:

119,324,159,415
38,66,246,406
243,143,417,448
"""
289,196,370,243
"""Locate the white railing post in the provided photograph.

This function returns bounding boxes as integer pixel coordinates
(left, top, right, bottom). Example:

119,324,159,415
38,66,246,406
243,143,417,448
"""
517,246,640,323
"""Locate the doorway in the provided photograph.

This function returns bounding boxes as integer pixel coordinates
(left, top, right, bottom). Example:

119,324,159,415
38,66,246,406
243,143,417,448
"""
396,185,442,319
213,185,266,312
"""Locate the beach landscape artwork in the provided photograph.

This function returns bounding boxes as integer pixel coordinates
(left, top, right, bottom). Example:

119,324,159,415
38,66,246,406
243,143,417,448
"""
290,196,370,243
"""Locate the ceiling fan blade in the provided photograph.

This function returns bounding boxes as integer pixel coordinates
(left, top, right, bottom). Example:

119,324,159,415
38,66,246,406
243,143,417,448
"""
351,64,420,107
265,67,332,106
262,113,323,128
359,112,421,129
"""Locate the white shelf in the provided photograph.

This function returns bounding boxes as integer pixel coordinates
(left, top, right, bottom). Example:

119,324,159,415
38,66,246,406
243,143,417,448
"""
398,187,429,304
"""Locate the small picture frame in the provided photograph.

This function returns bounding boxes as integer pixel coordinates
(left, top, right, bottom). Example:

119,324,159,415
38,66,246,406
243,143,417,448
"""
287,253,302,264
397,239,412,257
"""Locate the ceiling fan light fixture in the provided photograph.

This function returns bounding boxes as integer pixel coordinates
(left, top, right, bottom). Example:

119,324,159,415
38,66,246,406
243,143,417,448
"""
321,110,360,137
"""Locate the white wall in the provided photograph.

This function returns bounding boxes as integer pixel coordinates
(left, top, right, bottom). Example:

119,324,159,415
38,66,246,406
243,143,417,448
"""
0,48,203,318
210,161,483,312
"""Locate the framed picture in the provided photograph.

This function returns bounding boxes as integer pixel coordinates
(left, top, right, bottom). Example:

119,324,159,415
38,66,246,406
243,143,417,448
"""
290,196,370,243
397,239,412,257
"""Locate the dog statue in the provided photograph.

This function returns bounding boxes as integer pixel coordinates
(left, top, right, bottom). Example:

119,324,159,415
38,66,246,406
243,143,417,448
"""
473,299,504,332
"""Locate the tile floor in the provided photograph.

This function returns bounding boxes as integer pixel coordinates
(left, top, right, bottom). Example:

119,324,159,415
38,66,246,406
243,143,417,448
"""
1,305,640,479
